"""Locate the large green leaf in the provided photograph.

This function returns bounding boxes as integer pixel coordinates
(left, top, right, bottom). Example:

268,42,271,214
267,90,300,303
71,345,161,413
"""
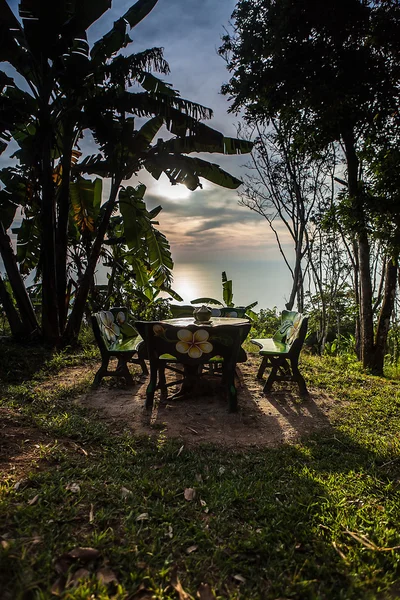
0,191,18,230
139,72,178,97
119,184,148,250
191,297,224,306
116,91,213,125
69,176,102,234
65,0,111,36
91,0,159,63
145,154,243,190
145,228,173,287
158,135,253,156
123,0,159,28
12,216,41,274
222,275,233,307
125,256,150,288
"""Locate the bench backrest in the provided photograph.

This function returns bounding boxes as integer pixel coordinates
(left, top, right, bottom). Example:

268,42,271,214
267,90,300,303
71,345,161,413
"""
273,311,308,352
210,306,248,318
170,304,195,318
135,321,251,366
91,307,138,352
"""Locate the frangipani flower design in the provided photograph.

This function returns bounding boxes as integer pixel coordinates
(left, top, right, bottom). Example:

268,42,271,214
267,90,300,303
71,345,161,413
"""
153,324,166,336
176,329,213,359
99,311,120,343
287,314,302,345
115,311,125,326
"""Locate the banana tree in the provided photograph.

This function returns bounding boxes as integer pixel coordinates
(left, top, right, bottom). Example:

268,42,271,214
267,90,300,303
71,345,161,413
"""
0,0,253,346
191,271,258,318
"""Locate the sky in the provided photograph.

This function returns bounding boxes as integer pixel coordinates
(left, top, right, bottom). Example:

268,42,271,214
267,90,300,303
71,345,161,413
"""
85,0,290,264
2,0,293,306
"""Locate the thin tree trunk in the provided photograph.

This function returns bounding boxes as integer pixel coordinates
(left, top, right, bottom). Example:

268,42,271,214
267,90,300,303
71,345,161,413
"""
342,128,373,367
0,273,25,338
56,127,74,334
0,222,39,335
63,180,120,345
39,101,60,344
370,257,398,374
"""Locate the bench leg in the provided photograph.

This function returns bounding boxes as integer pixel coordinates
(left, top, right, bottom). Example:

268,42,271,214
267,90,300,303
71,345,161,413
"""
139,358,148,376
116,358,135,387
92,356,109,388
158,363,168,402
146,361,158,410
222,362,238,412
257,356,269,379
290,358,308,396
263,365,278,393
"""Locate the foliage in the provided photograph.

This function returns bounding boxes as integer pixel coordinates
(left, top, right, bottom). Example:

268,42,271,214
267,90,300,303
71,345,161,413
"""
249,307,281,338
2,342,400,598
191,271,258,317
0,0,253,346
219,0,400,372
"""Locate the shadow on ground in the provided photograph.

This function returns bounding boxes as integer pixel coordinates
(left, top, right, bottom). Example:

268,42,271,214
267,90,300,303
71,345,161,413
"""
78,355,337,448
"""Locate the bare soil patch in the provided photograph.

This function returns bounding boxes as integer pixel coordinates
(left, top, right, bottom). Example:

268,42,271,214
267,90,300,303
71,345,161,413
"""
78,355,337,448
0,407,54,479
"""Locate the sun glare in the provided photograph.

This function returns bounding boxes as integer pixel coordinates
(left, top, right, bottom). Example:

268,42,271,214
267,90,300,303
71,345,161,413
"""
153,179,192,201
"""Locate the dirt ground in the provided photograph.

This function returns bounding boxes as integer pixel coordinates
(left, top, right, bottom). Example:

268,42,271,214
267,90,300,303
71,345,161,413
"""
78,355,336,449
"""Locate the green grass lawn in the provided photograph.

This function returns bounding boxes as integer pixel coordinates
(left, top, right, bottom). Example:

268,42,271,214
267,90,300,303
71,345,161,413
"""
1,339,400,599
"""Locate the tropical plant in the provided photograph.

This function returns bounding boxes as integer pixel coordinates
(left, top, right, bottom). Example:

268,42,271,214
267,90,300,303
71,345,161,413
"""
191,270,258,318
220,0,400,373
0,0,253,346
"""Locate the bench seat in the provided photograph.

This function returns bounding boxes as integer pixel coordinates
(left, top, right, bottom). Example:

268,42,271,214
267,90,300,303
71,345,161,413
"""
109,335,144,354
250,338,289,355
91,308,148,387
251,310,308,395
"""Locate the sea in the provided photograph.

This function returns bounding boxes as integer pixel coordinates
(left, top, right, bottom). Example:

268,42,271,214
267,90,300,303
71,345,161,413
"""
1,255,291,313
153,259,291,312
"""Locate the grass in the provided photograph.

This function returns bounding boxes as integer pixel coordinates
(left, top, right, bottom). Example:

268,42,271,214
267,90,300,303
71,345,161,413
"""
1,338,400,599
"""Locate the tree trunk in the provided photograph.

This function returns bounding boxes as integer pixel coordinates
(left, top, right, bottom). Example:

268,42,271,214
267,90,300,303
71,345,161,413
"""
56,127,74,334
0,273,25,338
285,234,305,311
62,180,120,345
370,257,398,374
342,128,374,368
0,222,39,335
39,102,60,344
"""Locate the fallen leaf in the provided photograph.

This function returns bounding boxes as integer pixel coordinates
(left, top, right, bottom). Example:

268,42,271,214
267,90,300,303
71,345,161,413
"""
121,486,133,499
131,581,154,599
186,545,198,554
31,535,42,544
200,499,207,507
28,494,39,505
89,504,94,523
177,445,184,457
167,525,173,538
171,568,193,600
50,576,66,596
14,479,27,490
96,567,119,585
65,483,80,493
1,540,10,550
136,512,149,521
344,529,400,552
69,568,90,586
233,574,246,584
196,583,216,600
54,555,73,575
186,427,198,435
218,466,225,475
67,547,100,561
184,488,196,501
